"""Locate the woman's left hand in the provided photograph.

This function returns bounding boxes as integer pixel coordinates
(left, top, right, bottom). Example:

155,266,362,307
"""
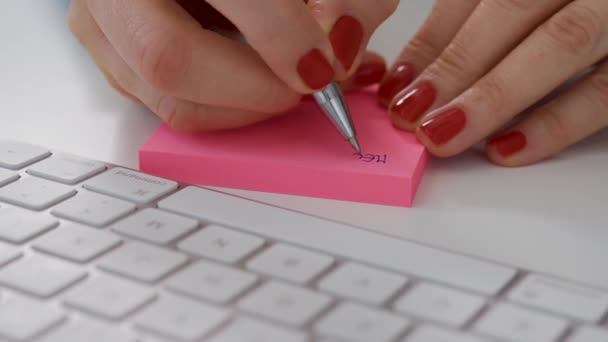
380,0,608,166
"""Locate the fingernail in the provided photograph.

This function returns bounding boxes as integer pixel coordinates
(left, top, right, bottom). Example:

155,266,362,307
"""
298,49,335,90
377,62,415,107
420,108,467,146
330,16,364,71
352,62,386,87
390,81,437,123
489,131,527,157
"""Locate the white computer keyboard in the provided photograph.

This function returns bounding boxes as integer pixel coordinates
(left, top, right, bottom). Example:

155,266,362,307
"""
0,140,606,342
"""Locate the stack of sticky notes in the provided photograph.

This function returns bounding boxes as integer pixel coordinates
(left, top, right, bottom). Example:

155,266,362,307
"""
139,88,427,207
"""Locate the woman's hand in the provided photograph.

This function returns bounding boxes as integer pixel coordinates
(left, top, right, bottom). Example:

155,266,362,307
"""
69,0,397,132
380,0,608,166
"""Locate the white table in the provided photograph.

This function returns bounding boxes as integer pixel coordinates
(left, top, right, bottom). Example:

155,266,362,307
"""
2,1,608,289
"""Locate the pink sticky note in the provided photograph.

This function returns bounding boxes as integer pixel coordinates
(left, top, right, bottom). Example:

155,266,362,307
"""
139,88,428,207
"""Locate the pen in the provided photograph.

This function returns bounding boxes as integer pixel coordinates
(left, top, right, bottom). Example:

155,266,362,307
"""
313,81,362,154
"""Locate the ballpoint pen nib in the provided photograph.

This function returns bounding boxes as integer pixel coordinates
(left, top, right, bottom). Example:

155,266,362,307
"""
349,137,362,154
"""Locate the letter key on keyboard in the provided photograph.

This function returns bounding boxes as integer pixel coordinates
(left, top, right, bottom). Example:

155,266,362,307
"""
0,206,58,244
51,190,136,227
247,244,334,284
84,167,178,205
407,325,488,342
0,177,75,210
0,295,64,341
238,281,331,327
0,254,86,297
0,241,21,266
318,262,408,305
568,326,608,342
63,274,156,320
97,242,188,283
39,319,134,342
315,302,410,342
208,318,307,342
178,224,265,264
166,260,258,304
33,222,122,263
112,208,198,245
26,153,106,185
0,141,50,170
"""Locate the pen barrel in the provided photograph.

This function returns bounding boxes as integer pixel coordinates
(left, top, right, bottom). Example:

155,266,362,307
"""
313,82,357,140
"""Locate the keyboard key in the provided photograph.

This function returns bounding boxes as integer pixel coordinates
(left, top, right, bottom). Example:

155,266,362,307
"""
209,318,307,342
247,244,334,284
315,302,410,342
0,206,57,244
568,326,608,342
134,293,229,341
40,319,135,342
178,225,265,264
0,176,75,210
394,282,486,327
0,168,18,187
98,242,188,282
167,260,258,304
160,186,517,295
0,294,64,341
0,141,50,170
84,167,178,205
0,241,21,266
474,303,568,342
112,208,198,245
0,254,86,297
51,190,136,227
33,223,121,263
318,262,408,305
406,325,489,342
27,153,106,184
63,274,156,320
508,274,608,322
238,281,331,327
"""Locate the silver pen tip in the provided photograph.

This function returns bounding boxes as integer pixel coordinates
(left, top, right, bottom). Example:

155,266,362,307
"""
349,137,361,154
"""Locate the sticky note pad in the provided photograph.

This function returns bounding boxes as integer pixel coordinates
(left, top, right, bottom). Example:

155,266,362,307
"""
139,88,428,207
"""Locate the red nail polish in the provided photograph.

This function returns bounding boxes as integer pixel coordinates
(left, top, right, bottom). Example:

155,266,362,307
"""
420,108,467,146
330,16,364,71
489,131,527,157
352,62,386,87
390,82,437,123
297,49,335,90
377,63,415,107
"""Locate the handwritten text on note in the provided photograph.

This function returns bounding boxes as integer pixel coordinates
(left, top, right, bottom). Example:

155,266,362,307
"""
354,153,388,164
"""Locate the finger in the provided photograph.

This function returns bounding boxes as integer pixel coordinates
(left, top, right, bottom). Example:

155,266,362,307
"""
417,0,608,157
378,0,481,106
206,0,336,92
486,61,608,166
86,0,300,113
306,0,397,79
340,51,386,91
68,0,140,102
389,0,571,130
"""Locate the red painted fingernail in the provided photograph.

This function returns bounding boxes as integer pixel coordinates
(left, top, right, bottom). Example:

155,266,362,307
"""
390,81,437,123
297,49,335,90
377,62,415,107
420,108,467,146
330,16,364,71
352,62,386,87
489,131,527,157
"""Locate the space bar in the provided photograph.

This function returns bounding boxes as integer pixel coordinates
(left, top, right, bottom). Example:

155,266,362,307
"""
158,186,516,295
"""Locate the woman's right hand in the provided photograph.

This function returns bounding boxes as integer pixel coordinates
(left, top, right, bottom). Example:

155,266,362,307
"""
68,0,398,131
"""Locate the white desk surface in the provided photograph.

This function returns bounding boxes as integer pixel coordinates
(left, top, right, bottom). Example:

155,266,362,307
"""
2,1,608,289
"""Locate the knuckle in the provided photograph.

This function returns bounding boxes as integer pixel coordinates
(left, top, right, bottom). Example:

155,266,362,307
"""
539,107,575,145
541,4,602,54
406,35,444,65
491,0,536,12
134,25,191,93
431,39,472,80
587,72,608,123
476,75,510,121
381,0,400,19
